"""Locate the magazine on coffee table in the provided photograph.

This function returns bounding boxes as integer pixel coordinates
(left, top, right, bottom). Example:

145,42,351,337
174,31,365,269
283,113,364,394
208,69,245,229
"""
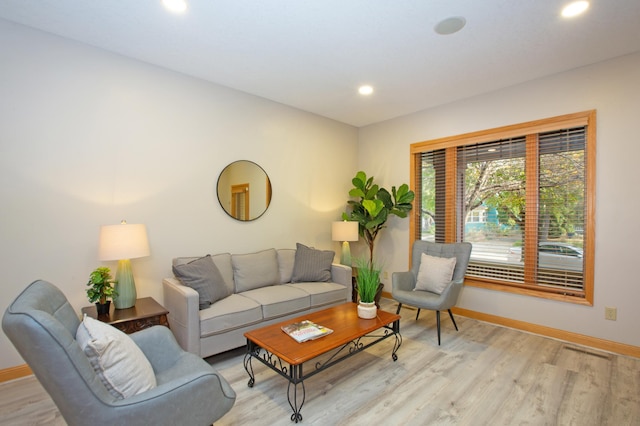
281,320,333,343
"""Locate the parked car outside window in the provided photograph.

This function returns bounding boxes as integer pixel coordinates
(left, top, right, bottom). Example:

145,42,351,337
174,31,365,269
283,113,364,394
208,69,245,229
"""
507,242,583,271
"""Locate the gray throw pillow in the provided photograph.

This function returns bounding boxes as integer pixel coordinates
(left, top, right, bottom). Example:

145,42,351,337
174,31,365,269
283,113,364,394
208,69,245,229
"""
291,243,334,283
173,255,231,309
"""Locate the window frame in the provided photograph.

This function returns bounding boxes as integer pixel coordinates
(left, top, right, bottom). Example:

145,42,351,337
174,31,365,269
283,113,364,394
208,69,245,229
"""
409,110,596,305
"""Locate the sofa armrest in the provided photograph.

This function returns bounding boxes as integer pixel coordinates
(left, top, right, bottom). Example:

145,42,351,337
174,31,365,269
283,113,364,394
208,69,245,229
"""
162,278,201,356
331,263,352,301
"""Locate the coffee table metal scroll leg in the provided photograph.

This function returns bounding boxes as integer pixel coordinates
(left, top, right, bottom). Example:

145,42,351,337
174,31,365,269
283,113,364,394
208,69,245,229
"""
244,341,256,388
391,319,402,361
287,364,305,423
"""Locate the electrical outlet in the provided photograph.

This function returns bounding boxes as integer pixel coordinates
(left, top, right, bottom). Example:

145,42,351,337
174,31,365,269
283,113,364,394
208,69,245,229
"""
383,271,389,280
605,307,617,321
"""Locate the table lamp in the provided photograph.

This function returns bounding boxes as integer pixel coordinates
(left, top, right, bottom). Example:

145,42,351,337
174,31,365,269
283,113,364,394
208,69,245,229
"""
332,221,359,266
98,220,150,309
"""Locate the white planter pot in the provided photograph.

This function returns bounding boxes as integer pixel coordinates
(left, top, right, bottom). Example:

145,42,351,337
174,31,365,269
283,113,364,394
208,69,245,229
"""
357,301,377,319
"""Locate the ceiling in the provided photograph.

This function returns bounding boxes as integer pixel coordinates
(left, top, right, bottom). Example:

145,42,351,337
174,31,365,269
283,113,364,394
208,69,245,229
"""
1,1,639,127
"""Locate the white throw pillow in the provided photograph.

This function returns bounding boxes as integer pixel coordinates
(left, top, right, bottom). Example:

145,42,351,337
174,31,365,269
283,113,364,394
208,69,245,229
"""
76,315,156,399
414,253,457,294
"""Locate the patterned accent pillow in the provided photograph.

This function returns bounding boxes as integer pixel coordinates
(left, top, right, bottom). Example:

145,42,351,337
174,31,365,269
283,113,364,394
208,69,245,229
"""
291,243,334,283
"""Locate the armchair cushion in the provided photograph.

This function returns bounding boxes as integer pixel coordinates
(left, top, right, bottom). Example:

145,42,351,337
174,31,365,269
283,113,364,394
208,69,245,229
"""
76,315,156,399
414,253,457,294
173,255,231,309
291,243,334,283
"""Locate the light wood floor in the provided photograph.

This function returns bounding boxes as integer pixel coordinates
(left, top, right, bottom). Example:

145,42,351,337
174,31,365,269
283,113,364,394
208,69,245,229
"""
1,299,639,425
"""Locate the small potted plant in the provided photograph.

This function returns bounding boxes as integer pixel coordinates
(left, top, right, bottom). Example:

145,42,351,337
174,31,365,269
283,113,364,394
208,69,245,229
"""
354,258,382,319
86,266,118,315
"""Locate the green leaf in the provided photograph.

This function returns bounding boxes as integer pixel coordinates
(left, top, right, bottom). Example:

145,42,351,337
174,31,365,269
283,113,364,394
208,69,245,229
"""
377,188,392,207
365,184,379,200
362,199,384,218
349,188,365,198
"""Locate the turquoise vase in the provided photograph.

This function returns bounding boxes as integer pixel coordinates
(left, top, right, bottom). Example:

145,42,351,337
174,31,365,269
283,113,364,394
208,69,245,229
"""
114,259,137,309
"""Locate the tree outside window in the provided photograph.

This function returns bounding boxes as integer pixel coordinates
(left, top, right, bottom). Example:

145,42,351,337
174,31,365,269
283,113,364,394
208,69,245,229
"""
410,111,595,304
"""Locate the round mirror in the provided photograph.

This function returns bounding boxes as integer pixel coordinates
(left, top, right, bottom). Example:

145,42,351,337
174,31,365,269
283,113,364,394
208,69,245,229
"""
217,160,272,221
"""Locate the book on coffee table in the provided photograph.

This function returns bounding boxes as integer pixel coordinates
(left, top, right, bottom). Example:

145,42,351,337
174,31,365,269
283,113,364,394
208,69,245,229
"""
281,320,333,343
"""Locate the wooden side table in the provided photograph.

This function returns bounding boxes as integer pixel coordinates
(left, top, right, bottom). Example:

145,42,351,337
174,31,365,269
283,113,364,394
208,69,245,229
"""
81,297,170,334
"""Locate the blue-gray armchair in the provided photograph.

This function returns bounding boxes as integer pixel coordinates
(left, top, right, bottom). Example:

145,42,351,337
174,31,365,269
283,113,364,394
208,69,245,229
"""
2,280,236,425
392,241,472,345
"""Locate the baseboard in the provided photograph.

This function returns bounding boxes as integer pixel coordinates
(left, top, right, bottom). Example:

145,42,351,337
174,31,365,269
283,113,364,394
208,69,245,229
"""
0,364,32,383
452,307,640,358
380,292,639,358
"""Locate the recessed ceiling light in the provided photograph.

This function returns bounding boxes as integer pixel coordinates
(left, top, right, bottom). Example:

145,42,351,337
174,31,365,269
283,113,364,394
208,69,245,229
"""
358,85,374,96
561,1,589,18
162,0,187,14
434,17,466,35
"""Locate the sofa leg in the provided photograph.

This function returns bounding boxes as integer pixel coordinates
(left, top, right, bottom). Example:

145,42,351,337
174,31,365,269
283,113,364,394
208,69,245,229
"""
396,303,402,315
448,309,458,331
415,308,421,321
436,310,441,345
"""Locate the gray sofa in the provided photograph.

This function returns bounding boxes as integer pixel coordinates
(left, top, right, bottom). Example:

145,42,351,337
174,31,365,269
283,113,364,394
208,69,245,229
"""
163,246,352,358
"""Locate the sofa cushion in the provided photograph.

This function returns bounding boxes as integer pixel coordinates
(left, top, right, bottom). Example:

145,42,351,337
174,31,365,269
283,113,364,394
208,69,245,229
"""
199,294,263,337
76,315,156,399
173,255,232,309
240,285,310,320
291,243,334,283
277,249,296,283
232,249,279,292
285,282,349,307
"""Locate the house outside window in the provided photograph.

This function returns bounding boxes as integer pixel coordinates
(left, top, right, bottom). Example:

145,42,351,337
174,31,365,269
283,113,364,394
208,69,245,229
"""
409,111,595,304
466,207,487,223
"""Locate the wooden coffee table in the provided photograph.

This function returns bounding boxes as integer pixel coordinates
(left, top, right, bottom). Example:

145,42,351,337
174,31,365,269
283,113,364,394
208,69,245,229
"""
243,302,401,423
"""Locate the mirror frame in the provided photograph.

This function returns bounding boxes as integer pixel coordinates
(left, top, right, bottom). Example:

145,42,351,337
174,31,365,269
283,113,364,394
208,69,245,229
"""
216,160,272,221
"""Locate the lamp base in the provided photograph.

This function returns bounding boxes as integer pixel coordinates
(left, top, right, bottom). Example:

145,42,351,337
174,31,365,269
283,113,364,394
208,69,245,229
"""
340,241,352,266
114,259,137,309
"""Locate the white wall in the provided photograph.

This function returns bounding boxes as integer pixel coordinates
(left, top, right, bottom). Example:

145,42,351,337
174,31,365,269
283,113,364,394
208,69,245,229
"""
0,20,358,370
359,51,640,348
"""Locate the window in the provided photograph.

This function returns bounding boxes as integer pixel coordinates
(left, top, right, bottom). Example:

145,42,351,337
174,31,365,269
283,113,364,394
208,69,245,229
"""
410,111,595,304
466,208,487,223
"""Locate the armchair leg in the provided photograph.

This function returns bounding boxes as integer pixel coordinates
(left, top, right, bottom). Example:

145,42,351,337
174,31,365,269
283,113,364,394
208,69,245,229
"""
396,303,402,315
415,308,421,321
448,309,459,331
436,310,441,345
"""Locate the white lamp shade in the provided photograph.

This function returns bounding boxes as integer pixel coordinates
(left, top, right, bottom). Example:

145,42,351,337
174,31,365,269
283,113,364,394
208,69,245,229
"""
98,223,150,261
332,221,359,242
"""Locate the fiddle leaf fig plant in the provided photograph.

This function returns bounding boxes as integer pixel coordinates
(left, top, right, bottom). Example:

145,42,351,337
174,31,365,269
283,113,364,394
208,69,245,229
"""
343,171,415,265
86,266,118,305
